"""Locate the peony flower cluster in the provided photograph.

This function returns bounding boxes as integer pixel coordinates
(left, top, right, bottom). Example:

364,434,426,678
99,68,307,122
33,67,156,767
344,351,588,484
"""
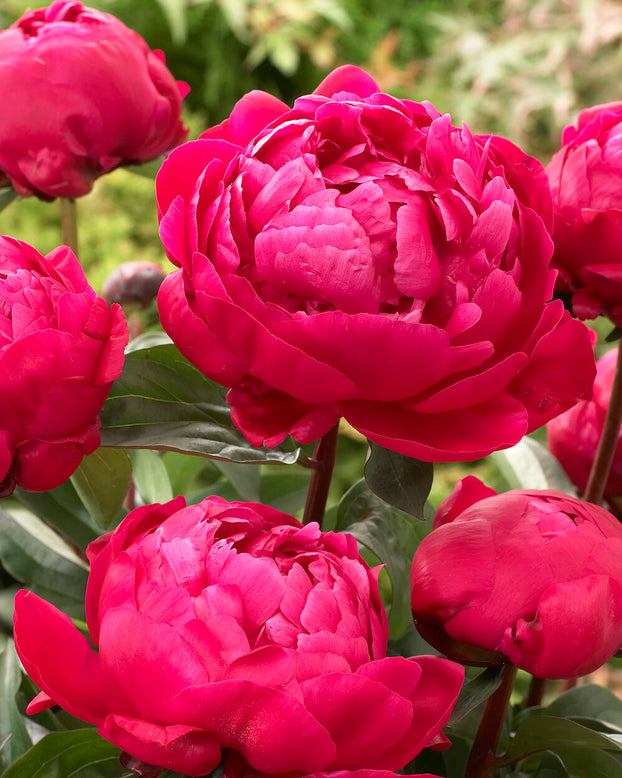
0,0,188,200
14,496,464,777
411,477,622,679
0,234,127,494
156,65,595,462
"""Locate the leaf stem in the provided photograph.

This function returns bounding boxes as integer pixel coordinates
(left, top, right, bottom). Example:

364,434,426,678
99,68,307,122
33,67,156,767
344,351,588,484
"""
60,197,79,257
584,338,622,505
302,423,340,528
464,664,517,778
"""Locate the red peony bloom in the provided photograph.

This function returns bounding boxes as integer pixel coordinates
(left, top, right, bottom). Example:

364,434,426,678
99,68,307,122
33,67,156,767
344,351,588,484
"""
0,0,188,200
547,101,622,325
14,496,463,777
156,65,595,462
0,234,127,494
411,477,622,678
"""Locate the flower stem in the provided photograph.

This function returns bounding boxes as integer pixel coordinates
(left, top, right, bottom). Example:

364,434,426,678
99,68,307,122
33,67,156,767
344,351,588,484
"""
584,337,622,505
524,675,546,708
302,423,340,528
464,664,517,778
60,197,79,257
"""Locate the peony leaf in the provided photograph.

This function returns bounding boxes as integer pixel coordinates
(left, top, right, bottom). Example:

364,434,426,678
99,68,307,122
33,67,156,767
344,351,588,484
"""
70,448,132,531
129,450,173,505
364,442,433,519
0,506,88,619
502,716,622,770
0,729,129,777
337,478,433,639
545,685,622,734
0,639,32,770
491,435,576,494
14,482,100,550
99,341,301,465
0,188,17,214
448,666,505,726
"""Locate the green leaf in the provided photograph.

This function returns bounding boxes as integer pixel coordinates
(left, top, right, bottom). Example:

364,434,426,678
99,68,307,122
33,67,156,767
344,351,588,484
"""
448,666,505,726
491,436,576,494
0,506,88,619
0,640,32,770
0,729,130,778
364,442,433,519
503,716,622,765
99,342,301,465
212,461,261,502
545,685,622,733
129,450,173,505
14,482,100,550
70,449,132,531
554,747,622,778
337,479,432,639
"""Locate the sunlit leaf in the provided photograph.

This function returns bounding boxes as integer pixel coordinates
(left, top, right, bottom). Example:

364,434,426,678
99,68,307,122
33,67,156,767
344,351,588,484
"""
70,448,131,530
491,436,576,494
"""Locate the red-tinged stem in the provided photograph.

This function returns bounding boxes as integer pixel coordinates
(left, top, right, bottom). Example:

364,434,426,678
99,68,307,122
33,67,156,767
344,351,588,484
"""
302,423,340,528
584,338,622,505
524,675,546,709
60,197,79,257
464,664,517,778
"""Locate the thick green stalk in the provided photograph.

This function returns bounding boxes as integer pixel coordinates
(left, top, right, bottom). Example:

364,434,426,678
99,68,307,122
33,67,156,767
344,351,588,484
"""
60,197,79,257
584,338,622,505
464,664,517,778
302,423,340,528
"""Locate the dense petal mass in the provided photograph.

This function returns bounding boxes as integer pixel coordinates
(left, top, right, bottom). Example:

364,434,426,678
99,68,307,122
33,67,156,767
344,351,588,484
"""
0,235,127,494
547,101,622,325
0,0,187,199
15,496,464,775
411,482,622,678
157,65,595,461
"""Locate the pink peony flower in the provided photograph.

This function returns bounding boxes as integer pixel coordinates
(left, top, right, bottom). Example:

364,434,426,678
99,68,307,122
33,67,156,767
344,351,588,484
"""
547,102,622,325
0,0,188,200
156,65,595,462
0,234,127,494
411,477,622,678
547,347,622,500
14,496,463,777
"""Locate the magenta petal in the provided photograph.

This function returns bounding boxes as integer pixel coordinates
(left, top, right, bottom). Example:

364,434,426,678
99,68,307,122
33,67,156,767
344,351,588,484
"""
13,590,107,724
313,65,380,98
499,575,622,678
229,91,290,146
167,680,336,773
100,715,221,778
301,671,413,769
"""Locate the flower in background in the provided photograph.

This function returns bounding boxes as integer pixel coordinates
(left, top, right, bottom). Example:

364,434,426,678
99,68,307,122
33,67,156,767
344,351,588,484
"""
548,346,622,501
14,496,463,777
0,234,127,494
547,102,622,325
411,477,622,679
0,0,188,200
157,65,595,463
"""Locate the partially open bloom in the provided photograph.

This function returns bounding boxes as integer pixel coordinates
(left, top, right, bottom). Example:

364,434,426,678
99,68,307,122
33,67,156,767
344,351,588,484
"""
157,65,594,462
547,102,622,325
548,347,622,500
0,235,127,494
14,496,464,777
411,477,622,678
0,0,188,199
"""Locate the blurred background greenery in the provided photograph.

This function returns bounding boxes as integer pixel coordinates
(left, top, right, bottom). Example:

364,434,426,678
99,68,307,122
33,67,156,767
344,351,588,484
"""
0,0,619,505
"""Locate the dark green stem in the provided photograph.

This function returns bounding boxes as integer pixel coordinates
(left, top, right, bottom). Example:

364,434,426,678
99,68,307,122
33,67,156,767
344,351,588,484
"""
584,338,622,505
524,675,546,709
60,197,79,257
465,664,517,778
302,423,340,528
